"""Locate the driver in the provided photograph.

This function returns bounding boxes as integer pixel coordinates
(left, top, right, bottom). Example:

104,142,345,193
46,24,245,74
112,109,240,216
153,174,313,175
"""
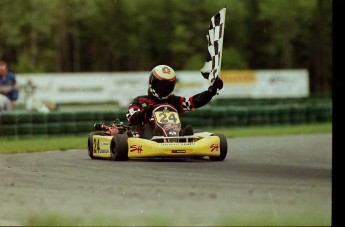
126,65,223,139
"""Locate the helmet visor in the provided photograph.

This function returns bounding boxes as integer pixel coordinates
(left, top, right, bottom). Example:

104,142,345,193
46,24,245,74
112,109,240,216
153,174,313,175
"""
151,79,176,97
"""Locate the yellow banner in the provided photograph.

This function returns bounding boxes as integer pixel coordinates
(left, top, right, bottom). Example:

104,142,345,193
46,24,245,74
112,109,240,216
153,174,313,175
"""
221,70,256,84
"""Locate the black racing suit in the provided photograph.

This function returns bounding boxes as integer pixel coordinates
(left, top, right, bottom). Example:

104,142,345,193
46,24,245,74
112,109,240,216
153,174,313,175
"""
126,89,215,131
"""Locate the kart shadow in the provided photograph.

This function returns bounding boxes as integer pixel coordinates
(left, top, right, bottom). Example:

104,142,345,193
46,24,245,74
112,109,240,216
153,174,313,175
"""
129,157,211,162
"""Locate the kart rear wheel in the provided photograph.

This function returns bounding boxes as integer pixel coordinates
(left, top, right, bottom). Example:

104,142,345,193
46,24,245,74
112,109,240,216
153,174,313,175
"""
209,134,227,161
88,131,107,159
110,134,129,161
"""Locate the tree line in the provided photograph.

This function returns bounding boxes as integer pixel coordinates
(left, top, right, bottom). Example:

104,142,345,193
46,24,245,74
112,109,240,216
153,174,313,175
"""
0,0,332,94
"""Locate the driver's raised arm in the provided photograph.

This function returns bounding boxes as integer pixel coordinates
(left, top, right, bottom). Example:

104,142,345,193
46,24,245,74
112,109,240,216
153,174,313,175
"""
167,77,223,113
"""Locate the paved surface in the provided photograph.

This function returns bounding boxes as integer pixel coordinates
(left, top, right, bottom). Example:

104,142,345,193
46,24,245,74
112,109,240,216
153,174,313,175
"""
0,134,332,226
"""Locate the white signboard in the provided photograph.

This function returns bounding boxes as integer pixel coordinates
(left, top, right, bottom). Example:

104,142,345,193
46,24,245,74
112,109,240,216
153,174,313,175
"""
219,69,309,98
16,70,309,107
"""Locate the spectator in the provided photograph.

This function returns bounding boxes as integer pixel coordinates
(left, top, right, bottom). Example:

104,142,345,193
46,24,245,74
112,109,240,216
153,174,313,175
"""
0,60,18,110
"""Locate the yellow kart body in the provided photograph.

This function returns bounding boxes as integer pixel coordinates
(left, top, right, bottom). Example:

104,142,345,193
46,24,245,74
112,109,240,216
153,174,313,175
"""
90,135,113,159
90,132,221,159
89,131,227,161
88,105,227,161
127,132,220,158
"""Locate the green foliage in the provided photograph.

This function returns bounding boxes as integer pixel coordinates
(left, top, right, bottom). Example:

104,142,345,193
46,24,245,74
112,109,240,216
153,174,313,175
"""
0,0,332,93
222,47,249,69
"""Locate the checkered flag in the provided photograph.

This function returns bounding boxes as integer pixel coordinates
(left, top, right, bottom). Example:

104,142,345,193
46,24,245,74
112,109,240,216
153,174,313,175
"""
200,8,226,83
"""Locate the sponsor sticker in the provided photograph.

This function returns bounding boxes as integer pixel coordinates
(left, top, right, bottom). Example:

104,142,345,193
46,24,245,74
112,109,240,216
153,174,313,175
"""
210,144,219,152
99,149,109,154
130,145,143,154
160,142,195,146
172,150,186,154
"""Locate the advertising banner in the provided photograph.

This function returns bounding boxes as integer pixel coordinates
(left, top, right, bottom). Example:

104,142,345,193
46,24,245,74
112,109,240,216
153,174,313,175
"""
16,70,309,107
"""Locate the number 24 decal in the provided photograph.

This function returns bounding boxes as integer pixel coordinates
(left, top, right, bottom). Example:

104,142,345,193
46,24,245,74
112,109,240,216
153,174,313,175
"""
93,138,100,153
155,112,180,124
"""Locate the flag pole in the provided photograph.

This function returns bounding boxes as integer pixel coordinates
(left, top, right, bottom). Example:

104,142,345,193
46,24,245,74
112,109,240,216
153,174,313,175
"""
218,7,226,80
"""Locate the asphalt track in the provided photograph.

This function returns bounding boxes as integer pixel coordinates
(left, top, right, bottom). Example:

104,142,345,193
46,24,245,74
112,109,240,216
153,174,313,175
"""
0,133,332,226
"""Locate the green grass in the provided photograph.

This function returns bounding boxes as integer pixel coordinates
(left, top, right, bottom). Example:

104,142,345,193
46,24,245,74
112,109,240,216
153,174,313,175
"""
203,122,332,138
0,135,87,154
0,123,331,154
24,213,330,226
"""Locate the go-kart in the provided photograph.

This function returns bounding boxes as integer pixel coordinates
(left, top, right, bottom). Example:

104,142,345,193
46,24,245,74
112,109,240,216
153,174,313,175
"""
87,104,228,161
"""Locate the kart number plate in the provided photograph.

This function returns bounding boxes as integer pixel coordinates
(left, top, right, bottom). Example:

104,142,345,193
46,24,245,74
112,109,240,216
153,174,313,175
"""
154,111,180,124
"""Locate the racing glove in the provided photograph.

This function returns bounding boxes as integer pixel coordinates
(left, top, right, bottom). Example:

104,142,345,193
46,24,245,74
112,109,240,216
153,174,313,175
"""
208,77,224,96
139,105,155,122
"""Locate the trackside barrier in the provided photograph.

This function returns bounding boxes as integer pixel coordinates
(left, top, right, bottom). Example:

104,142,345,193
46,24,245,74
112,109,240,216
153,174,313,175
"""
178,102,332,127
0,103,332,137
0,110,125,137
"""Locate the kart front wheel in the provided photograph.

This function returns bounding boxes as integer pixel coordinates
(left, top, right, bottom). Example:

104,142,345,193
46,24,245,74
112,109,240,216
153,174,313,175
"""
209,134,228,161
110,134,129,161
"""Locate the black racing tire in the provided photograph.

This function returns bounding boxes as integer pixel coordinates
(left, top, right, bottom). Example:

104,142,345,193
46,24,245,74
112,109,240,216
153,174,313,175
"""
88,131,107,159
110,134,129,161
209,134,228,161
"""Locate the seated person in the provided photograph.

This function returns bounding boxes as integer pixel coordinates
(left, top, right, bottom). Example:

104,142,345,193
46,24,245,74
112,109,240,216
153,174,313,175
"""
0,60,18,110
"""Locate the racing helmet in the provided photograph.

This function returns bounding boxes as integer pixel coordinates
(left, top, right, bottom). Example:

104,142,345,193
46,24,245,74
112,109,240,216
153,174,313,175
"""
148,65,176,100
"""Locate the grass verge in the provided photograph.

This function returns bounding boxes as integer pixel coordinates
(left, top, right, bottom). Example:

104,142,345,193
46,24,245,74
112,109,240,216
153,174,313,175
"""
0,123,331,154
202,122,332,138
23,212,330,226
